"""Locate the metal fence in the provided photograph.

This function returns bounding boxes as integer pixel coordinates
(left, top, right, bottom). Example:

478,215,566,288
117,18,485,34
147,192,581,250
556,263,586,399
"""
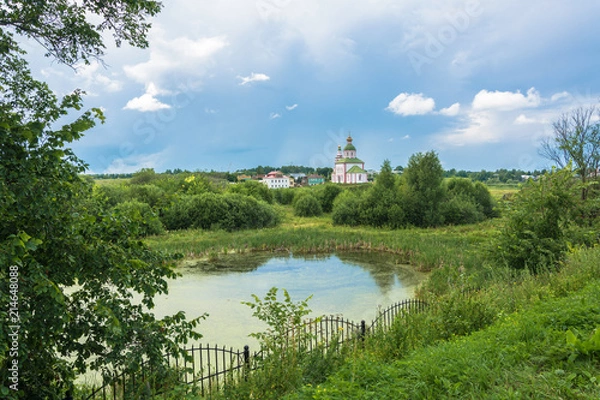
82,298,427,399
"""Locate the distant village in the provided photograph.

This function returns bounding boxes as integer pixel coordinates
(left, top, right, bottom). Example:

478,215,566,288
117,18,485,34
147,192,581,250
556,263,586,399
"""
90,134,547,186
238,135,373,189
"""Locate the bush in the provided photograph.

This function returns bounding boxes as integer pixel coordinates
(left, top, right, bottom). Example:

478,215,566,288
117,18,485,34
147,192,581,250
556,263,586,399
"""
179,173,221,195
128,184,170,209
112,200,164,237
491,168,578,272
293,194,323,217
161,193,279,231
274,187,296,205
441,194,485,225
228,180,274,204
219,193,279,230
315,184,342,213
94,183,131,207
160,195,194,230
130,168,159,185
446,178,497,218
332,191,363,226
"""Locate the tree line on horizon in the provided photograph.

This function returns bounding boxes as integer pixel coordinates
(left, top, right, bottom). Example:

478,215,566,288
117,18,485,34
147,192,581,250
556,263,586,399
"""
89,165,547,185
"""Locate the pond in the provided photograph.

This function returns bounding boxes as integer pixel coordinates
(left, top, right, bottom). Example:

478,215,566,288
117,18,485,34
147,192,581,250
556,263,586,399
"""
150,252,428,349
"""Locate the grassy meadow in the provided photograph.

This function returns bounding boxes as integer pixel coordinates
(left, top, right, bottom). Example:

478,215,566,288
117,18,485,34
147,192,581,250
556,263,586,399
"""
97,174,599,399
144,204,496,275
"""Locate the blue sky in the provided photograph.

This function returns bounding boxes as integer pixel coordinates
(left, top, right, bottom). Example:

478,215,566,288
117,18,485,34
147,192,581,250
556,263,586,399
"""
26,0,600,174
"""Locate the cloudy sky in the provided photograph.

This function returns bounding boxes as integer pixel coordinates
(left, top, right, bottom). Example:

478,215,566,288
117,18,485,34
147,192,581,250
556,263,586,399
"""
27,0,600,174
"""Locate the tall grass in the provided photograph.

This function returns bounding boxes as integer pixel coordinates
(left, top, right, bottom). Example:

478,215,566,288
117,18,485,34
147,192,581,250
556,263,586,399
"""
147,201,600,399
144,207,494,272
285,246,600,399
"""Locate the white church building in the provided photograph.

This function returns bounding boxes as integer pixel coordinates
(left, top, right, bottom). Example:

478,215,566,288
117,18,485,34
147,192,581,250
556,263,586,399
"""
331,135,368,184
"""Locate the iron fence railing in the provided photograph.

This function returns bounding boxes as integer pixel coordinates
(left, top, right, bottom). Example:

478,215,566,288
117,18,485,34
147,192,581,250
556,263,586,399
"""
82,298,427,399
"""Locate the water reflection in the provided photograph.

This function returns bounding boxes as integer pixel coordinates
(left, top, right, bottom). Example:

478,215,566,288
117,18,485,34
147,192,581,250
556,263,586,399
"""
153,252,427,348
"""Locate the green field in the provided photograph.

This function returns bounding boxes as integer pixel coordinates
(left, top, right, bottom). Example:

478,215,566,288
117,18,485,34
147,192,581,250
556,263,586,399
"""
95,172,599,399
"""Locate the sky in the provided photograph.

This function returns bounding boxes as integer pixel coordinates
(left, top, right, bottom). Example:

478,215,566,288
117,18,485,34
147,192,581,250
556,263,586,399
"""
23,0,600,174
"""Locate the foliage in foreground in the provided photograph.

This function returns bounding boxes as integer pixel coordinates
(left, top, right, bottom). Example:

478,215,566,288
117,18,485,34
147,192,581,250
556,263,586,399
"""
0,2,205,398
492,166,600,272
211,288,348,400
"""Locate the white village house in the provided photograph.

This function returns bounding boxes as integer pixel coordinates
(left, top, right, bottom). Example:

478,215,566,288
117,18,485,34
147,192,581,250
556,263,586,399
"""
261,170,291,189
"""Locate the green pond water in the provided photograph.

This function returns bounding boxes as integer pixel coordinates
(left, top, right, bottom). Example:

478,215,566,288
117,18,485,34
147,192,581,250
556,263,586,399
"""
150,252,428,349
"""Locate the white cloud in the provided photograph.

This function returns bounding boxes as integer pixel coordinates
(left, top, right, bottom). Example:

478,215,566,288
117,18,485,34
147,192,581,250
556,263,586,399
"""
436,88,589,147
402,134,411,140
75,63,123,93
438,110,499,146
102,150,170,174
123,83,171,112
286,104,298,111
269,112,281,119
123,34,228,87
386,93,435,116
472,87,541,111
551,91,570,102
205,108,218,114
239,72,271,85
439,102,461,116
514,114,538,124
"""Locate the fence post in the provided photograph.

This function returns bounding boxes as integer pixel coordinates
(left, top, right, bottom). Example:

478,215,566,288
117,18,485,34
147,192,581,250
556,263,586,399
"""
243,345,250,381
360,320,366,341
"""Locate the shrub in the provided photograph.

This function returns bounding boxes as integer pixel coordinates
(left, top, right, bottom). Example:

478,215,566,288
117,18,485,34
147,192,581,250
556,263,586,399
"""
274,187,296,205
219,193,279,230
160,195,194,230
128,184,170,209
440,194,485,225
179,173,220,195
94,183,131,207
293,194,323,217
130,168,159,185
446,178,497,218
491,168,578,272
228,180,274,204
315,184,342,213
332,191,363,226
112,200,164,237
161,193,279,231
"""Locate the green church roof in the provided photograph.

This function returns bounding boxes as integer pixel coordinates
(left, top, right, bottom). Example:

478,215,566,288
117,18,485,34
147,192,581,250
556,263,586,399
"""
336,157,364,164
343,135,356,151
346,165,367,174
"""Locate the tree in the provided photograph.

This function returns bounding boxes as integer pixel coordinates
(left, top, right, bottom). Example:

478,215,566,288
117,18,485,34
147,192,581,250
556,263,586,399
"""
539,105,600,199
0,0,161,66
492,168,579,272
403,151,445,227
375,159,396,190
361,160,404,228
316,184,342,213
1,2,205,398
293,193,323,217
316,167,333,180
